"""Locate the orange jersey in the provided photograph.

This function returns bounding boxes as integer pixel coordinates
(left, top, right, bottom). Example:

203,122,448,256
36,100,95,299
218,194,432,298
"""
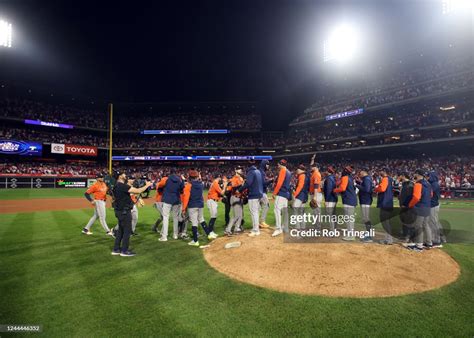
228,175,244,196
208,179,224,201
182,182,192,211
155,177,168,202
86,181,108,200
309,170,322,194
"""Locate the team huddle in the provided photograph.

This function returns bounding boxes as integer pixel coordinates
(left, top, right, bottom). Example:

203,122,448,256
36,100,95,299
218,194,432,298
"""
81,155,445,256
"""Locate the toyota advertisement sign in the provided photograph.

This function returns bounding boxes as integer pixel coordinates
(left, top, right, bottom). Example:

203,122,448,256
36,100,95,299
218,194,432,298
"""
51,143,98,157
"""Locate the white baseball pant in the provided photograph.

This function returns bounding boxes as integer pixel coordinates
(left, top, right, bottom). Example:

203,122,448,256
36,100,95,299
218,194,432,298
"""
274,195,288,232
259,193,270,223
207,199,219,218
248,198,261,233
343,204,355,233
225,195,243,233
85,200,109,232
188,207,205,228
429,205,442,243
161,203,180,239
325,201,337,231
293,198,306,229
311,192,323,229
132,204,138,232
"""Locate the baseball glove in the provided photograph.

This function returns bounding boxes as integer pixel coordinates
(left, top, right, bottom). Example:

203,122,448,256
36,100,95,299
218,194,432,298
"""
310,199,319,209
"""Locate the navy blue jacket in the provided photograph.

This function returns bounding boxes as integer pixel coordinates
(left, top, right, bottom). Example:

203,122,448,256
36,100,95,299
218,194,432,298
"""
241,166,263,199
376,176,393,209
399,180,414,207
162,174,184,205
340,175,358,207
295,173,310,203
413,179,432,216
275,167,292,200
428,172,440,207
259,160,271,193
357,175,373,206
323,174,338,203
188,180,204,208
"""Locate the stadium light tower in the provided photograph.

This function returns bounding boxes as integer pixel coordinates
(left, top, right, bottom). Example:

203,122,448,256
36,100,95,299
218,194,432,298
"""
0,19,12,48
323,24,359,63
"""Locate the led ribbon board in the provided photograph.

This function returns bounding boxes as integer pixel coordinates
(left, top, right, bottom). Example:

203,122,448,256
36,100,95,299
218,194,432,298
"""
140,129,229,135
325,108,364,121
112,155,272,161
25,119,74,129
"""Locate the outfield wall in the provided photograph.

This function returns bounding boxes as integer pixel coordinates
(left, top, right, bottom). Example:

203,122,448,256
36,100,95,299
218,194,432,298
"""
0,175,95,189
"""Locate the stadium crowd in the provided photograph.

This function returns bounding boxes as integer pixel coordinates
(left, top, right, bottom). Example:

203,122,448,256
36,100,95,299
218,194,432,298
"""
0,98,262,130
288,107,473,145
0,127,284,149
2,156,472,190
293,59,473,124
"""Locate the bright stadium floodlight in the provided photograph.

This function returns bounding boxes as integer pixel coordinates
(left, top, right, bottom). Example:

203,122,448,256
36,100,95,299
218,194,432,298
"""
323,24,359,63
442,0,474,14
0,19,12,48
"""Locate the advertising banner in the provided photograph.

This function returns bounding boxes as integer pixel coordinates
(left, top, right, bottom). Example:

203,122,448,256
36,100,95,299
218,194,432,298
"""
55,178,88,188
50,143,97,157
0,140,43,156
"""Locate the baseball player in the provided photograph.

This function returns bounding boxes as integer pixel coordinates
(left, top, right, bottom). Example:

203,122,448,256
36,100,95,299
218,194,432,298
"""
239,160,264,237
309,155,323,229
160,170,184,242
426,171,444,247
258,159,272,228
224,167,245,236
293,163,310,230
356,168,374,242
151,175,166,233
333,166,358,241
322,166,338,231
82,173,114,237
272,159,292,237
182,170,216,247
207,175,226,234
374,168,394,245
398,171,415,243
406,169,433,251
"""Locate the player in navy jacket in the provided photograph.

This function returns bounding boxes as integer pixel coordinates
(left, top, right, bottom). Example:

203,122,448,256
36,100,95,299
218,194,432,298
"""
292,164,310,229
258,160,272,228
425,171,444,246
356,168,374,242
333,166,357,240
374,168,394,245
323,166,338,231
240,162,264,236
406,169,433,251
160,172,184,242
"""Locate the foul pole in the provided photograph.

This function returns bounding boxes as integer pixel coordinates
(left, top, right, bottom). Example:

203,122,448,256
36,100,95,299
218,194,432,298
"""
108,103,113,174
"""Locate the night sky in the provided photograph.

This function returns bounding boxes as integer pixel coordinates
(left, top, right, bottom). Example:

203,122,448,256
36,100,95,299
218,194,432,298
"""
0,0,472,129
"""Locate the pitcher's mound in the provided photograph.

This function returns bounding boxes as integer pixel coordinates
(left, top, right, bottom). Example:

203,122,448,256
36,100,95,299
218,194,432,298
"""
203,230,460,298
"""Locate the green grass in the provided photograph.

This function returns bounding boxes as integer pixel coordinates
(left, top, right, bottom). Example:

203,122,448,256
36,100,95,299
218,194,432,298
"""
0,189,473,337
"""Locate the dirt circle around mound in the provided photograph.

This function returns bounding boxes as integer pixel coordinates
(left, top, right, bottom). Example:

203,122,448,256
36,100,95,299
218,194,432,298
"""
203,230,460,298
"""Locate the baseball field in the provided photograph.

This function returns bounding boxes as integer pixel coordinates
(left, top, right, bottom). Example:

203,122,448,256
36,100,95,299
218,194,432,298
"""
0,189,473,336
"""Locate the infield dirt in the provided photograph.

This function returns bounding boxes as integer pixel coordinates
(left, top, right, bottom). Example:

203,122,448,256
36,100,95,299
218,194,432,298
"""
204,229,460,298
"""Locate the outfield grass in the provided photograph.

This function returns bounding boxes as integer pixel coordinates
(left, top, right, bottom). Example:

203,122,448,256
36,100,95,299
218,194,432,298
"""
0,189,473,336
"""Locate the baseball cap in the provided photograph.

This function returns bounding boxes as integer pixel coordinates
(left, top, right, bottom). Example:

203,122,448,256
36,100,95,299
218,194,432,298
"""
327,165,336,174
188,169,199,178
96,172,104,179
297,163,306,171
278,159,287,166
343,165,353,174
414,169,425,176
